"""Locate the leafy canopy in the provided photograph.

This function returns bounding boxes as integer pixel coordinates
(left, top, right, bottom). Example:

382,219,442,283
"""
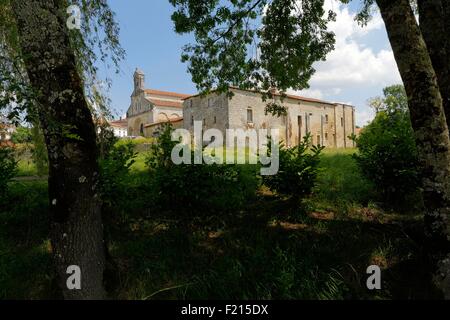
0,0,125,125
354,85,420,210
170,0,337,99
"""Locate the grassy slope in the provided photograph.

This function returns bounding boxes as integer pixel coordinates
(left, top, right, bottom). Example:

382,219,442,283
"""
1,148,436,299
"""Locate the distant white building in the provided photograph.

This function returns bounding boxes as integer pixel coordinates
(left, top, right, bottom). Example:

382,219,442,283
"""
109,119,128,138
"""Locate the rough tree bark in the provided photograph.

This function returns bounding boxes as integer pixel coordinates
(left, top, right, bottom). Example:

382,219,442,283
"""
376,0,450,297
417,0,450,130
12,0,106,299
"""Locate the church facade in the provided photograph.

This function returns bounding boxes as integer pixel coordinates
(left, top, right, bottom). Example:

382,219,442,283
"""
183,87,356,148
126,69,355,148
126,69,189,136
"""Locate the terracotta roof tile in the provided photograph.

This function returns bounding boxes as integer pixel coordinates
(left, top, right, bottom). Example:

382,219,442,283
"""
109,119,127,128
283,92,335,105
144,89,191,99
144,117,183,128
183,86,339,106
147,98,184,108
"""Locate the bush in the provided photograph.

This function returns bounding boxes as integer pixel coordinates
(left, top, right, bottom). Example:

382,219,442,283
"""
97,124,119,160
115,136,154,148
10,126,32,144
0,146,17,200
99,141,137,208
146,124,259,220
262,134,323,204
354,85,420,209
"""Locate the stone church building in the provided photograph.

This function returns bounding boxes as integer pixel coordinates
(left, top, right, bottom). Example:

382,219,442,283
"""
126,69,189,136
126,69,355,148
183,87,356,148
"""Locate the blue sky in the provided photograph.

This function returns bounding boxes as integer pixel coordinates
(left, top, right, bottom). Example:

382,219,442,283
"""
100,0,402,126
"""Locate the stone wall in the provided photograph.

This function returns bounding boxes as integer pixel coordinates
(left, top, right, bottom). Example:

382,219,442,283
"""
127,111,153,136
154,106,183,122
334,104,356,148
144,119,183,137
183,92,230,134
183,88,356,149
127,93,153,136
283,98,337,148
227,89,287,146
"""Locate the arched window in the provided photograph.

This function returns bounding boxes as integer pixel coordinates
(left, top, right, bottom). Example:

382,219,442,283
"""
140,123,144,135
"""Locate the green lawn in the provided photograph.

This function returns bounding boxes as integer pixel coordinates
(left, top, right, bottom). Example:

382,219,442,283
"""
130,152,148,172
16,158,38,177
1,147,434,299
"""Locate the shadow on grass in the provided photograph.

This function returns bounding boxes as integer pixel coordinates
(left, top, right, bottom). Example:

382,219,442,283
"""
108,191,439,300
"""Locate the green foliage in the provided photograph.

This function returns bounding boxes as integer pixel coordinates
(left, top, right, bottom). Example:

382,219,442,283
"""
265,102,287,117
314,150,374,212
0,146,17,200
99,141,137,208
10,126,32,144
170,0,336,96
0,180,54,299
97,125,119,160
0,150,431,299
65,0,126,121
184,243,349,299
10,124,48,176
263,134,323,203
0,0,124,137
146,124,259,219
354,85,420,209
114,136,155,151
30,124,48,176
145,124,179,170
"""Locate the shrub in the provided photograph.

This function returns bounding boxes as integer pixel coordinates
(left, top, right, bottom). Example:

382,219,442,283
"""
262,134,323,204
146,124,259,220
0,146,18,200
10,126,32,144
115,136,154,148
99,141,137,208
97,125,119,160
353,85,420,209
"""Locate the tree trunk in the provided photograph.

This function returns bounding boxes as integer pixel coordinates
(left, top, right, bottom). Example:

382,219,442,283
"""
418,0,450,130
377,0,450,297
12,0,106,299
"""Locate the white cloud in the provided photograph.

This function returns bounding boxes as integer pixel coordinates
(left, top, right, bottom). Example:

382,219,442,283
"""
356,108,375,127
291,0,401,102
288,88,324,100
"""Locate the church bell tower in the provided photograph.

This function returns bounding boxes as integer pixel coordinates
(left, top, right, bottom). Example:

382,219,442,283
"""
133,68,145,93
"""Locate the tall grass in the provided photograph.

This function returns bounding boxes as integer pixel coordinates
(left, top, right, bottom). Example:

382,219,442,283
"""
313,148,374,213
1,148,428,299
0,181,55,299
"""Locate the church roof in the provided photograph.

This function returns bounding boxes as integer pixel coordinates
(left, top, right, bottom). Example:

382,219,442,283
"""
146,98,184,109
144,89,191,99
183,86,339,106
282,92,336,106
109,119,127,128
